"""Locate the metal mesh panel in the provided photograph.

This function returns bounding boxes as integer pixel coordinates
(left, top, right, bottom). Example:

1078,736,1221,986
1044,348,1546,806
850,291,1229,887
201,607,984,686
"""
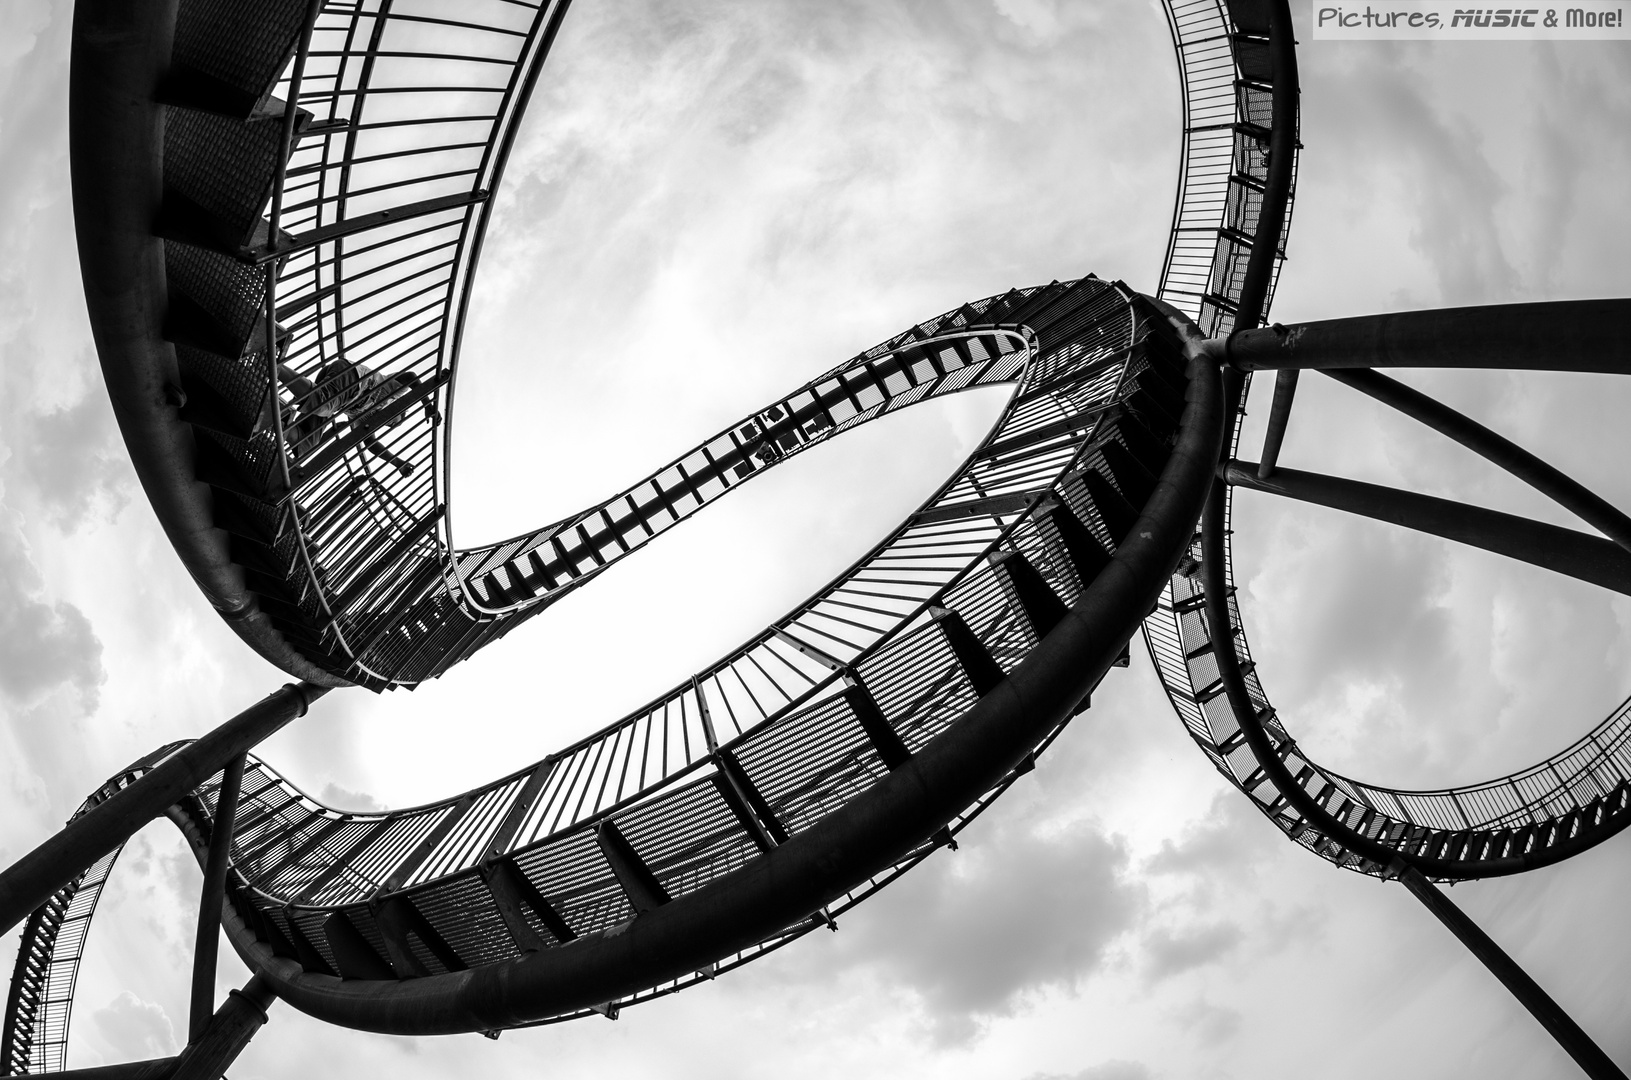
163,106,285,241
172,0,309,98
175,343,272,437
164,241,267,352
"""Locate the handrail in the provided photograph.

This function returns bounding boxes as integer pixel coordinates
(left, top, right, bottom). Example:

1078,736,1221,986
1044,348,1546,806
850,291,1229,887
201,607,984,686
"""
1139,0,1631,884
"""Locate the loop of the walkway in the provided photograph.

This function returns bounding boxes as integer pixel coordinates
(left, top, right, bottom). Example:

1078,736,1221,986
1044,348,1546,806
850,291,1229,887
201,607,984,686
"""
9,288,1223,1038
45,0,1631,1066
52,0,1234,1050
173,311,1220,1033
1143,0,1631,882
1,745,186,1074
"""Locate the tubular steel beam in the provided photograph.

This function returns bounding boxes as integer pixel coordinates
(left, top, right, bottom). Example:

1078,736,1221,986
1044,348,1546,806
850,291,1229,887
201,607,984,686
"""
69,0,347,689
0,683,326,937
41,1058,177,1080
1256,369,1299,478
189,753,246,1042
169,974,277,1080
1227,299,1631,375
1230,0,1298,332
1396,867,1628,1080
1223,461,1631,596
1323,367,1631,552
208,332,1225,1036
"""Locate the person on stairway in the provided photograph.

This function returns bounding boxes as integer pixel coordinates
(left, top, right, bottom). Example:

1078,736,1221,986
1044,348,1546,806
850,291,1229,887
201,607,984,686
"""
277,359,439,477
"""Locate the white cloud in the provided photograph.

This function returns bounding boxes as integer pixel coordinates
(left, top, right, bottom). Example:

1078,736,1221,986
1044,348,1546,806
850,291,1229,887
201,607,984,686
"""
0,509,103,708
90,990,178,1061
1140,920,1243,982
805,816,1146,1042
1026,1062,1151,1080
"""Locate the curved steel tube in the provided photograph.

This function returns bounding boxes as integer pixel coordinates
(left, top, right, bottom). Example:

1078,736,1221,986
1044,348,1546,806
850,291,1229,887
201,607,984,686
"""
0,744,186,1074
0,683,325,937
1141,0,1631,885
69,0,345,687
10,277,1212,1050
186,348,1221,1033
1321,366,1631,553
43,0,1630,1070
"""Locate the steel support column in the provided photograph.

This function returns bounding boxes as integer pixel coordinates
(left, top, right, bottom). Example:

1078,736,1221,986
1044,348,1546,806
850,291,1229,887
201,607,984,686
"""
0,683,326,936
42,976,277,1080
189,753,246,1041
1322,367,1631,551
1223,460,1631,596
1256,370,1299,478
1397,866,1628,1080
169,974,277,1080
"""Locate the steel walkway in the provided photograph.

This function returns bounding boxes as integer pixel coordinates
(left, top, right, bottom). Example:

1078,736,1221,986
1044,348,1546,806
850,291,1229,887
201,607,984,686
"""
7,0,1628,1075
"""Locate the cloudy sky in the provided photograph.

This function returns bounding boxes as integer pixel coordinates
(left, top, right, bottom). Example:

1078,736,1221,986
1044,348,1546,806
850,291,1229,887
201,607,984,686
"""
2,1,1630,1078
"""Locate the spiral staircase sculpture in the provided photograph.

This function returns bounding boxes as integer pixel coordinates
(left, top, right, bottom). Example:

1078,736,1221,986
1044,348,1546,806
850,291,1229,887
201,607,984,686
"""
2,0,1627,1077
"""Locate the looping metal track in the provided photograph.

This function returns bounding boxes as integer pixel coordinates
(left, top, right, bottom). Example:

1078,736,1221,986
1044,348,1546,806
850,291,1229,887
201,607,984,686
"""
22,0,1232,1058
16,0,1628,1071
12,282,1220,1042
1143,0,1631,883
0,745,185,1074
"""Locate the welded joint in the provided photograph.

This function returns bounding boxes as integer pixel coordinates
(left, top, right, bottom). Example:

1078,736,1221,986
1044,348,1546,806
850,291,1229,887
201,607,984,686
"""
225,984,274,1026
283,682,318,717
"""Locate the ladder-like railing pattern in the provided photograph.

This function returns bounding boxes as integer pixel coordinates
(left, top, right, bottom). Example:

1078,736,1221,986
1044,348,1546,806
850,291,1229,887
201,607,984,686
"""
1141,0,1631,879
8,277,1210,1050
0,746,185,1074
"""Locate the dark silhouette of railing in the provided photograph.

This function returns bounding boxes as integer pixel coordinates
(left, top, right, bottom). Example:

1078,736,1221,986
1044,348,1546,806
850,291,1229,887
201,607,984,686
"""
1141,0,1631,891
1144,2,1630,1074
0,745,184,1074
18,0,1628,1075
4,281,1222,1053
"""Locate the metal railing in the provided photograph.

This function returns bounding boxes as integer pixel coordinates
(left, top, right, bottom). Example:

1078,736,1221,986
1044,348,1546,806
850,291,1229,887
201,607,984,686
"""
0,745,186,1074
1141,0,1631,878
1154,0,1296,338
7,276,1181,1054
212,279,1139,910
84,280,1183,1032
163,0,572,687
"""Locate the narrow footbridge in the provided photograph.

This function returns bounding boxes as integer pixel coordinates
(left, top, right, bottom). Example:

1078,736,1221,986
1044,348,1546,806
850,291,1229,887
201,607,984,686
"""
5,0,1629,1076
